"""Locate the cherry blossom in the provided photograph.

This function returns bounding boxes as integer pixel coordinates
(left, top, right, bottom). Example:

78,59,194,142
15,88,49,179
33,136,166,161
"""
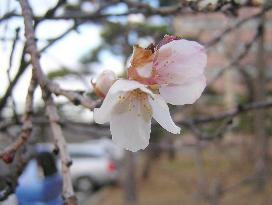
128,35,207,105
93,79,180,152
93,35,207,152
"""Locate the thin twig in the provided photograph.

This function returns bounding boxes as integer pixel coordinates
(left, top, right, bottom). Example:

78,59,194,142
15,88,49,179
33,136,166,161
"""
183,99,272,125
3,1,268,24
206,4,272,48
38,1,269,21
43,0,67,19
186,118,233,140
0,45,27,117
0,22,83,116
207,28,260,86
0,0,77,116
48,83,100,109
0,10,18,23
0,72,36,163
6,27,21,122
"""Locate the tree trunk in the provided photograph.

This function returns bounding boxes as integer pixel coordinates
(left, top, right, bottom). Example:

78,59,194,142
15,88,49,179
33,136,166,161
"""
253,14,268,192
123,151,138,205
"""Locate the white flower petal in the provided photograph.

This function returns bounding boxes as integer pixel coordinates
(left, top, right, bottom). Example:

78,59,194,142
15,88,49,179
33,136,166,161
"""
159,75,206,105
93,94,119,124
94,79,153,124
110,98,152,152
148,95,180,134
137,62,153,78
154,39,207,84
110,79,153,96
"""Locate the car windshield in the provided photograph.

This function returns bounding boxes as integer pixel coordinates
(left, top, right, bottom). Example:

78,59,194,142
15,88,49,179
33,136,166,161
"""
69,152,105,159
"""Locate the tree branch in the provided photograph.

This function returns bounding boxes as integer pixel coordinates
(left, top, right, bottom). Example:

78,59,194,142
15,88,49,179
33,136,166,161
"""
0,45,27,116
183,99,272,125
19,0,77,203
6,27,21,122
207,27,260,86
0,71,36,162
48,83,100,109
0,21,85,116
206,3,272,47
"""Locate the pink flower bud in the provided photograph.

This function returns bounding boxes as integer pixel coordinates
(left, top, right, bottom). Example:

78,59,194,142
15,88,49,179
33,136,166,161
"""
2,149,15,164
92,70,117,98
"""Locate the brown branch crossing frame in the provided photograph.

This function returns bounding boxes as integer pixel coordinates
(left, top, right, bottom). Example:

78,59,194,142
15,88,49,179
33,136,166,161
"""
19,0,78,204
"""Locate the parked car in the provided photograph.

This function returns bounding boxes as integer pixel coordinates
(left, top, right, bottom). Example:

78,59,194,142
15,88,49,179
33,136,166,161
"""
83,138,125,166
36,139,124,193
67,143,120,193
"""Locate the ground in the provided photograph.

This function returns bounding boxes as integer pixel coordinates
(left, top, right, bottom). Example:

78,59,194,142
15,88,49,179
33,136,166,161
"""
88,142,272,205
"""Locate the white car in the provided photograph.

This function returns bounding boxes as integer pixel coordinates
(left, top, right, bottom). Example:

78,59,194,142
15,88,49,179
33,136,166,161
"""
36,139,124,193
67,143,120,193
82,138,124,165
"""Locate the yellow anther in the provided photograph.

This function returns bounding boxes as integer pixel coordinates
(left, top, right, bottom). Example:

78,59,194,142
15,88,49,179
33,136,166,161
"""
149,84,160,90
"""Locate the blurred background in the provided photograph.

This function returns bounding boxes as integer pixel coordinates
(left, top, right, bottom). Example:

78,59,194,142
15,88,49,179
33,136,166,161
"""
0,0,272,205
